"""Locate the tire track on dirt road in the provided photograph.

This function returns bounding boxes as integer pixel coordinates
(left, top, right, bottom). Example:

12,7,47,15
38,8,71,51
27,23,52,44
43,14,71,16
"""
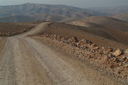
0,22,94,85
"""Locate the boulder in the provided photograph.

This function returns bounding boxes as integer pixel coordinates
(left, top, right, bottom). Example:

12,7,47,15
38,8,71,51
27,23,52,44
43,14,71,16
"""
124,64,128,68
113,57,119,63
45,34,50,37
102,56,109,63
80,39,89,43
124,49,128,56
61,37,65,41
90,44,97,48
54,34,57,39
108,53,113,57
71,43,77,47
94,46,99,50
64,36,69,40
67,39,72,43
108,47,113,52
124,59,128,63
57,35,62,40
121,56,127,62
113,49,123,57
76,43,80,46
72,37,78,42
101,47,105,50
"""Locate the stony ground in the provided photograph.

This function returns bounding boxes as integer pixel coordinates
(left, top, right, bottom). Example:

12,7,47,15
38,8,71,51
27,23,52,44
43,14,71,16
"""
0,22,128,85
30,33,128,84
0,22,114,85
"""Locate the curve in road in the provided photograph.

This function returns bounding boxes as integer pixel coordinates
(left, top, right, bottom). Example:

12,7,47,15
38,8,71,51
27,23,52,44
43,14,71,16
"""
0,22,94,85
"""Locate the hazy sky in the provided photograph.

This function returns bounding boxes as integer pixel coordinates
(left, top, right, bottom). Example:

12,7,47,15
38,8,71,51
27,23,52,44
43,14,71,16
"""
0,0,128,8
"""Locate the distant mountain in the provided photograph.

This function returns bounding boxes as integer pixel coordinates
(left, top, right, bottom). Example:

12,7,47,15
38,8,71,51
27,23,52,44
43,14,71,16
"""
0,16,33,22
112,12,128,22
0,14,66,22
0,3,106,22
90,6,128,15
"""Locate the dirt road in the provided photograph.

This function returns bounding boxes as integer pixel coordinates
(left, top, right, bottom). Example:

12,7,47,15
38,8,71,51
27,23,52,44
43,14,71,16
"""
0,23,95,85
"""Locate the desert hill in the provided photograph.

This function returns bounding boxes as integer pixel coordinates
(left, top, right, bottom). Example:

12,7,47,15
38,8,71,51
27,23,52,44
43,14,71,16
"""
1,3,128,85
112,12,128,22
71,16,128,31
1,22,128,85
34,22,128,49
0,3,105,17
0,14,66,22
1,21,127,49
0,3,106,22
89,6,128,22
90,6,128,15
70,16,128,45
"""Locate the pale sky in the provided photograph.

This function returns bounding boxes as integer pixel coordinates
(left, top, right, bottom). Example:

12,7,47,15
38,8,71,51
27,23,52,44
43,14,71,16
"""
0,0,128,8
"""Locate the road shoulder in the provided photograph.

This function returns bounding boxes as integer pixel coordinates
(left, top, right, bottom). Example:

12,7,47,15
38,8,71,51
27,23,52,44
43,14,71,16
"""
31,36,127,85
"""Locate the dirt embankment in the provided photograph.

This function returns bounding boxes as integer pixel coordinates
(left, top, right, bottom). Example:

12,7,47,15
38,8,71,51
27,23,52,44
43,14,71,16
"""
30,34,128,85
0,21,47,36
33,22,128,49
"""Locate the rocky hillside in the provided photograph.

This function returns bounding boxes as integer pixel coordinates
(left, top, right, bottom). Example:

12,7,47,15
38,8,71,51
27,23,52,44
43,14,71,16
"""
0,3,106,22
30,34,128,84
112,12,128,22
90,6,128,15
0,14,66,22
70,16,128,45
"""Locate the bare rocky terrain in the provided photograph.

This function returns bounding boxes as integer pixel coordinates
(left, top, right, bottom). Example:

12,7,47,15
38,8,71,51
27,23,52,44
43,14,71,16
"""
31,33,128,82
70,16,128,45
112,12,128,22
0,3,128,85
0,21,128,85
0,22,102,85
38,21,128,49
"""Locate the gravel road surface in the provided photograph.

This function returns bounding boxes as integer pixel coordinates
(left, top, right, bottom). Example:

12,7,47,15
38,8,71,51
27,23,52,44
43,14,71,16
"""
0,23,94,85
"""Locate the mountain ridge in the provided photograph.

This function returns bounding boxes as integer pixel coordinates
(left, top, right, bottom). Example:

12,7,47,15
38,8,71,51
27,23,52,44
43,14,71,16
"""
90,5,128,15
0,3,107,22
112,12,128,22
